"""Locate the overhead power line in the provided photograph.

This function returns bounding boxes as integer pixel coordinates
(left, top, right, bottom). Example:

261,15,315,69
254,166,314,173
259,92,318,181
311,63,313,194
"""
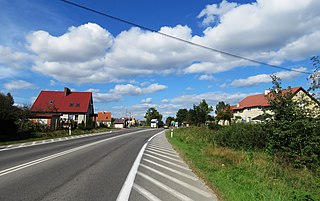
60,0,312,75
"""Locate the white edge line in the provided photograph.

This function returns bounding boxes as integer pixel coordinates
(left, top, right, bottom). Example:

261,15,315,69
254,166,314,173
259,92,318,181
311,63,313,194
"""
116,130,164,201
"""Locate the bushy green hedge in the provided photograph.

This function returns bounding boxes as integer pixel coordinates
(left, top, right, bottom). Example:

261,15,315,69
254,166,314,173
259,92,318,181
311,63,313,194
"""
214,123,268,150
173,119,320,170
173,126,215,145
266,118,320,170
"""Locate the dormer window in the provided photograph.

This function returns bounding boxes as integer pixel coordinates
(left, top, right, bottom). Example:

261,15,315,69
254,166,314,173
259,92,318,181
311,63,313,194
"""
76,102,80,107
69,102,74,107
49,100,54,104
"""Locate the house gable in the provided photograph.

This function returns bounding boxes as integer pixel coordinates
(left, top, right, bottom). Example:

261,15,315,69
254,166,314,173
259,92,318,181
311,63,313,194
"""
31,88,93,114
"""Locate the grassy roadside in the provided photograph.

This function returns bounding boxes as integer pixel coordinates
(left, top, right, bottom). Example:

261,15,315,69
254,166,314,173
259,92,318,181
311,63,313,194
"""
0,127,114,146
166,127,320,201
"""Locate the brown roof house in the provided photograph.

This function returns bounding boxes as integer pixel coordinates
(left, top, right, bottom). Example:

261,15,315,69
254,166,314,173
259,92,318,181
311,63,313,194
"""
97,112,112,127
113,119,127,129
30,87,95,129
230,86,320,123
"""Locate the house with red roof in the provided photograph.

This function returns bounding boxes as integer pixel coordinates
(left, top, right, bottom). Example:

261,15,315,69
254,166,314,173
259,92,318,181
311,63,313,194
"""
231,86,319,123
30,87,95,129
97,112,112,127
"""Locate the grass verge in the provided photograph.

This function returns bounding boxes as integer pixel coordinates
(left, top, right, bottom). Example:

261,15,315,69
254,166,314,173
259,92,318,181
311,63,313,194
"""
166,127,320,201
0,127,114,146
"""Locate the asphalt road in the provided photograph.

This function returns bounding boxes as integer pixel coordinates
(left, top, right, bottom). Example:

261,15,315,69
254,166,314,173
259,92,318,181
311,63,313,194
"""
0,129,160,201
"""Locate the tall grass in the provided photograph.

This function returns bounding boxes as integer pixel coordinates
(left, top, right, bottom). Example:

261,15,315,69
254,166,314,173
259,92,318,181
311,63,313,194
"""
167,126,320,201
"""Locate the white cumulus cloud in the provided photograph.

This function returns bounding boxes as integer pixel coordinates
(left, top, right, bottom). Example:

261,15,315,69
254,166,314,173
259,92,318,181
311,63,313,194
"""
198,0,238,26
20,0,320,84
141,97,152,103
230,67,307,87
4,80,37,90
110,83,167,96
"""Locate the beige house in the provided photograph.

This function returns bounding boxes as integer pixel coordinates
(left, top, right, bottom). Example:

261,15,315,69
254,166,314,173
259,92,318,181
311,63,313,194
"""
231,87,320,123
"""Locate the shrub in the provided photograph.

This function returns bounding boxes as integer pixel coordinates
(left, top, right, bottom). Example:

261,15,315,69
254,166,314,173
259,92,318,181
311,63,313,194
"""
214,123,268,150
207,122,222,130
266,118,320,170
173,126,215,145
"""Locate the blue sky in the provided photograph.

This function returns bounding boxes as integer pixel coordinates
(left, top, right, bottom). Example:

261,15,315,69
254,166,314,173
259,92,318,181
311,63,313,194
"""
0,0,319,119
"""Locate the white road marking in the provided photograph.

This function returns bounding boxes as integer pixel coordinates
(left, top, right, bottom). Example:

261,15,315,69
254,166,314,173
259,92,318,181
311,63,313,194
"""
116,144,147,201
145,150,184,163
0,130,149,177
140,164,212,197
116,131,164,201
18,143,25,148
147,149,181,161
148,147,179,157
144,153,189,170
133,183,162,201
137,171,193,201
142,158,197,180
147,145,176,153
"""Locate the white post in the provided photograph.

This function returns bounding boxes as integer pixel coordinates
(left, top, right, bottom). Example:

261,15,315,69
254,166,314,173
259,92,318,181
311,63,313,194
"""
170,129,173,138
69,125,72,135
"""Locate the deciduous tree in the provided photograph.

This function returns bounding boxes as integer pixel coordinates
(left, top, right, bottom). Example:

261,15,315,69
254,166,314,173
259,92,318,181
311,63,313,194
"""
144,107,162,126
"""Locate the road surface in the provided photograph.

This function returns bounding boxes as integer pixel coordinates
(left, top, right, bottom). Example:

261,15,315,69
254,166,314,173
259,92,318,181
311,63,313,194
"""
0,128,217,201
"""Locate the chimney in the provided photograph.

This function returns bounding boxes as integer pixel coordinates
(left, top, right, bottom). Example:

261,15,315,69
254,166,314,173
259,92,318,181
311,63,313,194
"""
64,87,71,96
236,103,240,108
264,90,270,95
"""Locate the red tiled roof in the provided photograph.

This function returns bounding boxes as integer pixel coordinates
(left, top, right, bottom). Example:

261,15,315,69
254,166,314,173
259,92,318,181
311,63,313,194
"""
31,90,92,113
97,112,111,122
232,87,302,110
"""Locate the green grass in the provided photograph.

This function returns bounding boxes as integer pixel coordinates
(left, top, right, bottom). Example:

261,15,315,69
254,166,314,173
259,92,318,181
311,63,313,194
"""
0,127,113,146
166,127,320,201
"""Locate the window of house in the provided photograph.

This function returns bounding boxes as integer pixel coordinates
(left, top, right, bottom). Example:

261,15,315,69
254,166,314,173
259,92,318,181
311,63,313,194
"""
75,115,78,120
247,108,251,111
69,102,74,107
76,102,80,107
49,100,54,104
106,116,109,120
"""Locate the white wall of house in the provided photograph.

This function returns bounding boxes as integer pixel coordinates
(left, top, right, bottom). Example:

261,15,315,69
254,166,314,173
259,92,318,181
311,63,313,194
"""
292,90,320,117
233,107,273,122
61,114,86,124
114,123,124,129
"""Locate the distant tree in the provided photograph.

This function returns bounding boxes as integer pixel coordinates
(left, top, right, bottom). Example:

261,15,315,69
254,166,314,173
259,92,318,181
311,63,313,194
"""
144,107,162,126
175,109,188,123
165,116,175,126
0,93,19,136
215,101,233,124
308,56,320,96
190,100,213,126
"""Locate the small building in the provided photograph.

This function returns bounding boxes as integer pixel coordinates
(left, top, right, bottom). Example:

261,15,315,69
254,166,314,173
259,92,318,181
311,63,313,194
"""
97,112,112,127
31,87,95,129
113,119,126,129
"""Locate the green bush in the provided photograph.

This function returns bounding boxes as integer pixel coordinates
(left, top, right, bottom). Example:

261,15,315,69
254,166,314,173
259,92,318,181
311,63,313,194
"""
173,126,215,145
266,118,320,170
214,123,268,150
207,122,222,130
